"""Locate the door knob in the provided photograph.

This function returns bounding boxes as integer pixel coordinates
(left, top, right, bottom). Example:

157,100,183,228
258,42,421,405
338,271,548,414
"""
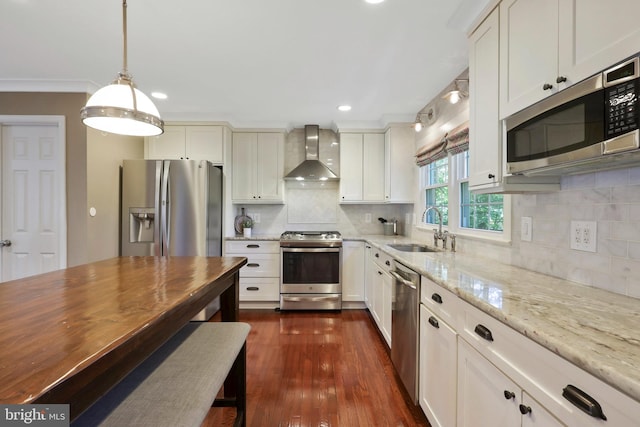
0,240,11,247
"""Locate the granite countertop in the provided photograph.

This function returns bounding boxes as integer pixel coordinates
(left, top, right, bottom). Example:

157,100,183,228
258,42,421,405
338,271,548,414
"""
358,235,640,404
226,233,640,402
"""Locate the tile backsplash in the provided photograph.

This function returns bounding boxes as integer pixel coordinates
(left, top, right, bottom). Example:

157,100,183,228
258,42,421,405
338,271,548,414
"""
491,166,640,298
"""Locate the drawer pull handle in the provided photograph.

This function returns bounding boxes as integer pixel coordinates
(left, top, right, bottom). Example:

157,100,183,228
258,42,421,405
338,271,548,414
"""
428,316,439,329
246,286,260,291
474,324,494,341
431,293,443,304
246,263,260,267
246,244,260,248
519,404,532,415
562,384,607,420
503,390,515,400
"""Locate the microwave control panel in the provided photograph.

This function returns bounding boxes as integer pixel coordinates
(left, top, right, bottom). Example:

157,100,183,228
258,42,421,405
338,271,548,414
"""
606,79,638,138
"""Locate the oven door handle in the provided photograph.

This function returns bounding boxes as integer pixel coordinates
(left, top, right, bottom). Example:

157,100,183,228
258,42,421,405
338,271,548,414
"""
281,247,341,253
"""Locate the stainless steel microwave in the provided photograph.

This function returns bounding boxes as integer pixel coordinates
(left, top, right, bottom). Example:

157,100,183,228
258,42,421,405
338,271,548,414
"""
506,55,640,176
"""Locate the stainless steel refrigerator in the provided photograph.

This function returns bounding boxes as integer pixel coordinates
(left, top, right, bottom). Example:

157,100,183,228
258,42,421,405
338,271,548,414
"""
120,159,223,319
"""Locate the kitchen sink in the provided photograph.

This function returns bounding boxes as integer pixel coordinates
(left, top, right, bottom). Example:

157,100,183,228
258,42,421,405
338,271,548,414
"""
388,243,438,253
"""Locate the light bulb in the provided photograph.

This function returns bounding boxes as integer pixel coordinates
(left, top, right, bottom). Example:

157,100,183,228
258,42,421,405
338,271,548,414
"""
449,91,460,104
414,122,423,132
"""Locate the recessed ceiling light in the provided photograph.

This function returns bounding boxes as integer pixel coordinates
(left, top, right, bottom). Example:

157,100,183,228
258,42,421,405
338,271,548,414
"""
365,0,385,4
337,105,352,112
151,92,168,100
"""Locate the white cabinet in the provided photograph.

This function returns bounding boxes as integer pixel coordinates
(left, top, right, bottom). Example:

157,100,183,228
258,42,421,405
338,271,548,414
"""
558,0,640,88
499,0,640,119
457,298,639,426
419,304,457,427
457,338,523,427
468,6,559,193
232,132,285,204
364,244,374,310
224,240,280,302
340,129,415,203
368,247,393,347
458,338,564,427
145,125,224,163
499,0,560,118
384,126,415,203
342,241,365,302
339,133,385,203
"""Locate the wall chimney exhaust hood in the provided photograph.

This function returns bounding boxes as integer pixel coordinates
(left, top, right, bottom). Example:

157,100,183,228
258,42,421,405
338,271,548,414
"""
284,125,339,181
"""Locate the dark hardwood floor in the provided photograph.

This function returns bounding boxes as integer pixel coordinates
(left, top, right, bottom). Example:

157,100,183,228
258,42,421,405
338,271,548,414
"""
203,309,431,427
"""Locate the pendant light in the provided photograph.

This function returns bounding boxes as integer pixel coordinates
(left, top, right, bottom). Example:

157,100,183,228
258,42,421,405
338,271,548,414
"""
81,0,164,137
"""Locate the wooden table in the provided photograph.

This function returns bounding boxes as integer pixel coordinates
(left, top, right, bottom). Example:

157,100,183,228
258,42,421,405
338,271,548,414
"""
0,256,246,419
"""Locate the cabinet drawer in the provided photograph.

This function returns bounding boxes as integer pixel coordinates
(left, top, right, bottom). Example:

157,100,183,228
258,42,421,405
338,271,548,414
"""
458,299,640,426
239,278,279,301
225,240,279,254
372,248,393,273
239,254,279,278
421,276,458,329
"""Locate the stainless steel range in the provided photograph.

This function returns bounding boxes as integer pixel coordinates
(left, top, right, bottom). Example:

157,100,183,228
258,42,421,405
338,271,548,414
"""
279,231,342,310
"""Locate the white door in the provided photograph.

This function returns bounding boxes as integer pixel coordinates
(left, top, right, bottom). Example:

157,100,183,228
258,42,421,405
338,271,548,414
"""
1,117,66,282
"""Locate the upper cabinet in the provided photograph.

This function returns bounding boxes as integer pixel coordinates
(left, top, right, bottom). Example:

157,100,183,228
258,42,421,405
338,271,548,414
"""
340,128,415,204
339,132,385,203
384,126,415,203
558,0,640,92
499,0,560,118
145,125,224,163
500,0,640,119
469,7,559,193
232,132,285,204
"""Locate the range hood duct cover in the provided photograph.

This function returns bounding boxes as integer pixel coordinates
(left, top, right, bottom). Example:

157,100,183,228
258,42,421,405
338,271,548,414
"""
284,125,339,181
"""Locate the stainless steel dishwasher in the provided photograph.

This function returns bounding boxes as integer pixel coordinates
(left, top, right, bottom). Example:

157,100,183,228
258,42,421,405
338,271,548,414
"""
390,260,420,404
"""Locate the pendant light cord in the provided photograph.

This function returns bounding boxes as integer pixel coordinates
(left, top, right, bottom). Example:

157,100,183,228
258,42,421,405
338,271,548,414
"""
120,0,138,112
122,0,128,76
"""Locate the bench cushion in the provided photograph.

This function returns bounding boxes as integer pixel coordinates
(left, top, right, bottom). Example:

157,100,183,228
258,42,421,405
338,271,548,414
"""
73,322,250,427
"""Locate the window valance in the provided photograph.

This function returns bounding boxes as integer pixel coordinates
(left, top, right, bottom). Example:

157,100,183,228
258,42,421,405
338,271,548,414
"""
415,121,469,166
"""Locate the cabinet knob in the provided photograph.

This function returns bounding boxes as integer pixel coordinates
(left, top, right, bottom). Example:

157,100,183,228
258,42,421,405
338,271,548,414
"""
556,75,567,84
519,404,532,415
503,390,516,400
488,173,495,179
543,83,554,91
385,260,390,266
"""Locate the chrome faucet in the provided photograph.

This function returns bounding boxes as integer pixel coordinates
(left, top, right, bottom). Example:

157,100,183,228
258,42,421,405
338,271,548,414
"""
422,206,444,247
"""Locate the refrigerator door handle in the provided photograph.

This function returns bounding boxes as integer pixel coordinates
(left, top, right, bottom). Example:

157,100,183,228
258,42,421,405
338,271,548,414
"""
161,160,171,256
154,161,162,256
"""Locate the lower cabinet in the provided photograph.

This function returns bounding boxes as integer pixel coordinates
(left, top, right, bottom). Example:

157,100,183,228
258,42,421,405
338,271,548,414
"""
457,338,564,427
367,246,392,347
419,305,457,427
342,241,364,302
224,240,280,303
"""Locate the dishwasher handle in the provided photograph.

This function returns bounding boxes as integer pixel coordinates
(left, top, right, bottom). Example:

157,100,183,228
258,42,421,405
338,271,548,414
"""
390,270,417,290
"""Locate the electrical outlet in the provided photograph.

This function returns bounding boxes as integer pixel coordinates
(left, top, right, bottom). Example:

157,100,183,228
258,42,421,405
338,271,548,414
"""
570,221,597,252
521,217,532,242
365,213,372,223
253,213,261,224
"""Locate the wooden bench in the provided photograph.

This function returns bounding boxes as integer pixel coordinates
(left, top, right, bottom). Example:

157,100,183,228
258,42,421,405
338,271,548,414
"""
72,322,250,427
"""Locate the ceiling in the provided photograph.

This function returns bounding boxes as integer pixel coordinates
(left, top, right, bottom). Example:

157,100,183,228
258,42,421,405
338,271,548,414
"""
0,0,490,130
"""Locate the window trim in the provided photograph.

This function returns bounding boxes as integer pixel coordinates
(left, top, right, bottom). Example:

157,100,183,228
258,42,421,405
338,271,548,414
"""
416,151,512,243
